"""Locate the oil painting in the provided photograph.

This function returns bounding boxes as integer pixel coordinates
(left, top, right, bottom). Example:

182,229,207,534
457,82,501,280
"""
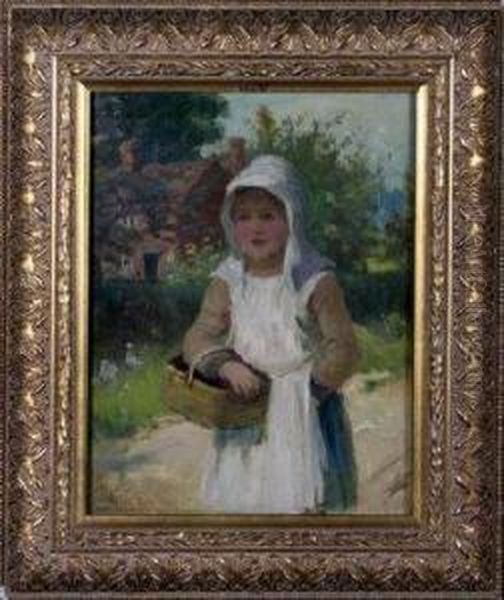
89,91,415,515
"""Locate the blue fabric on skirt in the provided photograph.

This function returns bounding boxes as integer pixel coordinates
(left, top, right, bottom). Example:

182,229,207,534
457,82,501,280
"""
316,389,358,512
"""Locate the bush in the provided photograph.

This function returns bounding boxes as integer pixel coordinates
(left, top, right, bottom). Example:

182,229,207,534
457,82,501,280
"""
92,247,225,350
339,269,413,326
383,311,408,339
354,324,410,377
164,245,224,287
92,280,202,348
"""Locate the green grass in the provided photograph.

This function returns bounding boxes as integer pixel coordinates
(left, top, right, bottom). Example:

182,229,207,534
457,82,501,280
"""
91,348,169,438
366,256,400,274
354,324,409,377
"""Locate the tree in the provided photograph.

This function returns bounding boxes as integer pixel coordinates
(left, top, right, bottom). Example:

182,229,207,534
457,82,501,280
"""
250,107,385,276
92,92,229,166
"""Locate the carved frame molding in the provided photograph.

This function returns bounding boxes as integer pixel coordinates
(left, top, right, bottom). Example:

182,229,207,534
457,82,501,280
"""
0,2,502,597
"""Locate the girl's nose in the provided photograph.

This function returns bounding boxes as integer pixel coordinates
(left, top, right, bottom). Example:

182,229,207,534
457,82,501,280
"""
250,218,264,231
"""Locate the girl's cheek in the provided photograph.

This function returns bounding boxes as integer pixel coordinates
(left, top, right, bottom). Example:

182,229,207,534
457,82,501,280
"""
267,219,289,238
234,222,251,240
266,221,282,234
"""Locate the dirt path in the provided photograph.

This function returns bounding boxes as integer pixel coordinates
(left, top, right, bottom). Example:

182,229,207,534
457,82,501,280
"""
91,374,411,515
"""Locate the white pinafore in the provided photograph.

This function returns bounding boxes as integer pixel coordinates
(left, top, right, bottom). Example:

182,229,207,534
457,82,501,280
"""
201,271,328,513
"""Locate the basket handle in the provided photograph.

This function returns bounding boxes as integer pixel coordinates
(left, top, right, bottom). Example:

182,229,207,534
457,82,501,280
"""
187,346,230,387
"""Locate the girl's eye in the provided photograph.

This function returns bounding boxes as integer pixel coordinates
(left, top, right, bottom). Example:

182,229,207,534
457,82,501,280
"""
235,212,250,222
260,212,275,220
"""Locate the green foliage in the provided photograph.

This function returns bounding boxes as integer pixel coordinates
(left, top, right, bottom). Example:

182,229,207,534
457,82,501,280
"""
383,311,408,339
92,92,229,165
250,107,385,275
91,349,168,438
366,256,399,274
164,245,225,289
354,324,409,377
383,170,415,274
255,106,280,152
93,247,225,350
93,280,201,348
339,269,411,325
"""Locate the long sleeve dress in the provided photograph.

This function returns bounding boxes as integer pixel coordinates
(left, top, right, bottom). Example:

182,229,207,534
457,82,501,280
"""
183,268,359,514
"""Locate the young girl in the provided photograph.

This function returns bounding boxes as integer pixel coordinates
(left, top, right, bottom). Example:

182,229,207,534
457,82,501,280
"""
183,155,359,514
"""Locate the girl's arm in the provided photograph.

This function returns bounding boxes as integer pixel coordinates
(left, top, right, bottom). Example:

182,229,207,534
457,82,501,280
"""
182,277,234,378
308,274,360,391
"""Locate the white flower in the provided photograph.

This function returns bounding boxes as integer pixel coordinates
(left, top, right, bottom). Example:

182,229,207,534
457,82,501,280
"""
125,343,143,369
98,359,119,383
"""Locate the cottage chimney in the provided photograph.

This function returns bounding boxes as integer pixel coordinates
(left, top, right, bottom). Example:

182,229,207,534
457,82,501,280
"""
119,138,141,172
225,137,247,174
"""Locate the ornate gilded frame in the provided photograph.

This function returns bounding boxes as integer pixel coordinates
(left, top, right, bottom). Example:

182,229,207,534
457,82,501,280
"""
0,1,502,597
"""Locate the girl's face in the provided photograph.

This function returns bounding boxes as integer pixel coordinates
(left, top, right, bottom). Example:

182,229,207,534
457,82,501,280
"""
231,189,289,272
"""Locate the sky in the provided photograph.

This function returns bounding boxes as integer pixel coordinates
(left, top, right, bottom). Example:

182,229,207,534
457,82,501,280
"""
207,92,415,191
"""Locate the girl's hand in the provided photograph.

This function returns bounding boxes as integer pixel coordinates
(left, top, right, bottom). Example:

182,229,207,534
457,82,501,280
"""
218,361,262,399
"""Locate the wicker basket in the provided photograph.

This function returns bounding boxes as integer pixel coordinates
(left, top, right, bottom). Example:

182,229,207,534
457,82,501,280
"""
165,356,269,429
